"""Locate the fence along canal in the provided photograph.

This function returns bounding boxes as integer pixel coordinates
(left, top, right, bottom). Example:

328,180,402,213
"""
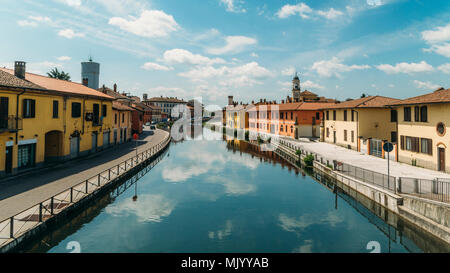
0,134,171,252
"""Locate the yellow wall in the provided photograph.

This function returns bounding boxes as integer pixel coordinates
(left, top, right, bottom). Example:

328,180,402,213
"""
323,108,395,151
0,88,113,175
396,104,450,172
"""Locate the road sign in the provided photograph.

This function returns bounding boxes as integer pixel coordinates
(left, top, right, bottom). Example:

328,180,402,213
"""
133,133,139,140
383,142,394,153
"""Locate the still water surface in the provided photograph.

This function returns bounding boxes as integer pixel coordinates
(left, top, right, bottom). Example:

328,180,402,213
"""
20,130,447,253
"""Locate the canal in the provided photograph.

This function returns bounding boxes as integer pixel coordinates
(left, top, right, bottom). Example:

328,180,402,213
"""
18,129,449,253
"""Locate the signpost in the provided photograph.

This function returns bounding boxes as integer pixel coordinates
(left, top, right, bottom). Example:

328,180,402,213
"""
383,142,394,193
133,133,139,157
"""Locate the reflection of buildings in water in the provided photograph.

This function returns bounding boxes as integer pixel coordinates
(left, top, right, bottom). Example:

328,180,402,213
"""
226,139,299,175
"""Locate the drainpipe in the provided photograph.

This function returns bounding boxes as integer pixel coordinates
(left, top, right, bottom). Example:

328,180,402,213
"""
82,97,86,135
15,89,26,144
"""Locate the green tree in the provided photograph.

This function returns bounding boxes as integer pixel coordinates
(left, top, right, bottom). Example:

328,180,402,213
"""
47,68,71,81
361,93,366,98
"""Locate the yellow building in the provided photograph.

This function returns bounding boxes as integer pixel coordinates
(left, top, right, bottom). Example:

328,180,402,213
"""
322,96,400,158
0,62,114,177
388,88,450,172
225,104,249,130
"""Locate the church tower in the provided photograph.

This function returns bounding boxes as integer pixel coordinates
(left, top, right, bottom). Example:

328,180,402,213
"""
292,72,301,101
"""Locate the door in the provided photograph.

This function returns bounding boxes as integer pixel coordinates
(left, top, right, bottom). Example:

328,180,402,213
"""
70,137,79,159
5,146,12,174
370,139,383,158
92,132,98,152
103,132,110,148
0,97,8,129
124,128,127,142
439,148,445,172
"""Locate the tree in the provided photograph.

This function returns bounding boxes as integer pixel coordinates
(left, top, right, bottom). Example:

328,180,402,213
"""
47,68,71,81
361,93,366,98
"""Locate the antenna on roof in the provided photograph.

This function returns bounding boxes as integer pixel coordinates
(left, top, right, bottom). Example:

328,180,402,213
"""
88,55,93,62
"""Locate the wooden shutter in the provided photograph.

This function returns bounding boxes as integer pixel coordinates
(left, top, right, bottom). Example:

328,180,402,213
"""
415,137,420,153
428,139,433,155
400,136,405,150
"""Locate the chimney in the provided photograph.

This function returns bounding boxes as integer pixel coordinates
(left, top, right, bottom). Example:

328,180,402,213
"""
113,83,117,92
14,61,26,79
260,99,263,103
228,96,234,106
282,100,285,104
264,99,266,103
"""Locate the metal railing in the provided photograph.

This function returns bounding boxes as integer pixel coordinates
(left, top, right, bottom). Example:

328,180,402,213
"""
0,116,22,131
0,134,171,248
398,177,450,203
277,138,396,192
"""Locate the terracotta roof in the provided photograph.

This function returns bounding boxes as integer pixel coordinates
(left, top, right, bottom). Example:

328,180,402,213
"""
112,101,134,111
300,90,317,96
387,88,450,106
145,97,187,103
98,86,131,100
297,102,336,110
0,69,44,90
0,68,113,100
278,102,302,111
321,96,400,109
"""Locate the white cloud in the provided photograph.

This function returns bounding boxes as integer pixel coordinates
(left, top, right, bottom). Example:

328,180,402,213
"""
311,57,370,77
422,23,450,58
276,3,313,19
57,56,71,61
141,62,173,71
56,0,82,7
109,10,179,38
58,28,85,39
93,0,148,15
367,0,383,6
281,67,296,76
17,20,38,27
28,16,52,22
250,52,259,58
303,80,324,90
317,8,344,20
163,49,225,65
376,61,434,74
413,80,441,90
219,0,246,13
207,36,257,55
422,23,450,44
17,16,52,27
438,63,450,74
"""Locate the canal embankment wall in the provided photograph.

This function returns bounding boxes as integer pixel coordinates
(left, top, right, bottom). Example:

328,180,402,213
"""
0,132,171,253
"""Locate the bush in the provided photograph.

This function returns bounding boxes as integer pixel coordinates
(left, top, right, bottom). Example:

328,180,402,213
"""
295,150,301,156
303,154,314,167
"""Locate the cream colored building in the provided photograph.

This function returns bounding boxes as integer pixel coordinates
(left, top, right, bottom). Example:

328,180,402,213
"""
322,96,400,158
388,88,450,172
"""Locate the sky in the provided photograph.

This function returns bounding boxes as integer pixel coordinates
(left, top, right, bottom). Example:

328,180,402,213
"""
1,0,449,107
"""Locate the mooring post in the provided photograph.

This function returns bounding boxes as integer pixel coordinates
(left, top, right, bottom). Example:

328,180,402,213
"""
98,174,101,186
10,217,14,238
50,197,54,215
85,180,88,194
70,187,73,203
39,203,43,222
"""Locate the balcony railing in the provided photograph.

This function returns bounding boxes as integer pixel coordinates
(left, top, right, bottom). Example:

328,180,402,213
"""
0,116,23,132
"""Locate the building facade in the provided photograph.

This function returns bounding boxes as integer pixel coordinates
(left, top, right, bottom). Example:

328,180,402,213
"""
322,96,400,158
143,96,187,118
389,88,450,172
0,63,113,177
112,101,132,145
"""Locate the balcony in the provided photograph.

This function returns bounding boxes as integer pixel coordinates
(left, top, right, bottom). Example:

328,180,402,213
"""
0,116,23,132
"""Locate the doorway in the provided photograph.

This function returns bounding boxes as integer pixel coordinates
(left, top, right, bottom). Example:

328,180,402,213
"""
45,131,63,163
438,147,445,172
5,146,12,174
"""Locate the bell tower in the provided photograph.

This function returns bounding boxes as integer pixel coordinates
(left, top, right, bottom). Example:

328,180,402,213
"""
292,72,301,101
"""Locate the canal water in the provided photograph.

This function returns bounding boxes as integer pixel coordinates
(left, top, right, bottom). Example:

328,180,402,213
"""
19,129,448,253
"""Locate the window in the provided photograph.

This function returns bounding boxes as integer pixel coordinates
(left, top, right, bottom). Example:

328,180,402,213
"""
72,102,81,118
280,125,283,131
390,110,397,122
122,113,125,123
391,132,397,143
414,106,420,122
291,126,293,133
52,100,58,118
316,112,320,120
291,112,293,120
420,138,432,155
281,112,284,119
333,110,336,121
344,130,347,141
344,110,347,121
401,136,419,153
351,131,355,143
23,99,35,118
404,107,411,122
326,111,329,120
0,97,8,129
420,106,427,122
115,113,117,124
102,105,107,117
93,104,100,126
18,144,36,170
437,122,445,136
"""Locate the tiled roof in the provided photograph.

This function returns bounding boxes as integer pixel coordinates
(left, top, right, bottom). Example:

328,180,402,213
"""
300,90,317,96
112,101,134,111
145,97,187,103
321,96,400,109
297,102,336,110
98,86,131,100
0,68,113,99
0,69,44,90
387,88,450,106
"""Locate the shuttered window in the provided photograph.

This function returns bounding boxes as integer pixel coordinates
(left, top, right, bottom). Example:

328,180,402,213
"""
414,106,420,122
404,107,411,122
23,99,35,118
420,138,432,155
420,106,428,122
344,110,347,121
72,102,81,118
52,100,58,118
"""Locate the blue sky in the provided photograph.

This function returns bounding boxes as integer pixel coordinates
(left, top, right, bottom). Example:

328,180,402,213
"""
1,0,449,106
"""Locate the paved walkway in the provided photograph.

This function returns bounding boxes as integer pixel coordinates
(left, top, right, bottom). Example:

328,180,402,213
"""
0,128,169,221
280,137,450,180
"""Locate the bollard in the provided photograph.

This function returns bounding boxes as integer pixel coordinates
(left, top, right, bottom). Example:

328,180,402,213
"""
50,197,54,215
39,203,43,222
70,187,73,203
10,217,14,238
